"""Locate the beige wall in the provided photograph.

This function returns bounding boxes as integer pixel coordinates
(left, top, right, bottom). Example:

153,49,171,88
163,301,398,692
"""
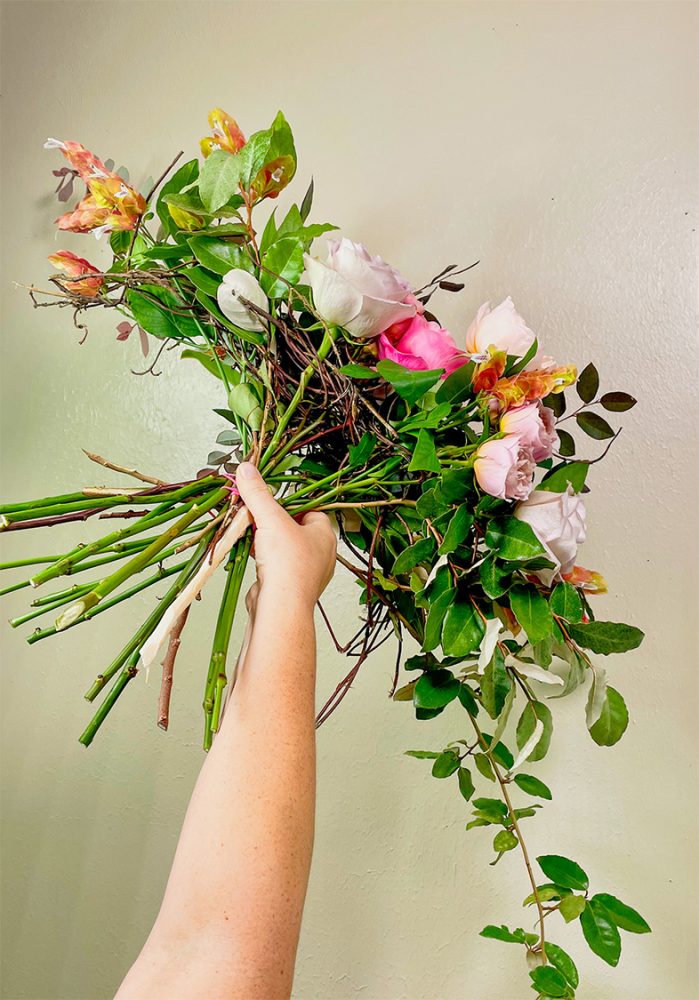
1,2,697,998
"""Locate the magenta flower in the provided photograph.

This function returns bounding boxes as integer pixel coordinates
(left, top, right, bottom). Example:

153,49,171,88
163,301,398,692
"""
377,314,464,373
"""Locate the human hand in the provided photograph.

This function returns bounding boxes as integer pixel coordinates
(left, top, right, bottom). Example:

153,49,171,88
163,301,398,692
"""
235,462,337,614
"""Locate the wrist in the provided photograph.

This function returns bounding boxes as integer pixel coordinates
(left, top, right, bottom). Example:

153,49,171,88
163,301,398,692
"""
256,581,317,621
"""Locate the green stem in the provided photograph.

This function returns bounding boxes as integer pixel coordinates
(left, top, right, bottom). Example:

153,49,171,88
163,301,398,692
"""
57,487,228,627
0,484,212,527
82,536,214,700
202,531,253,750
28,559,190,647
79,653,140,748
30,480,219,588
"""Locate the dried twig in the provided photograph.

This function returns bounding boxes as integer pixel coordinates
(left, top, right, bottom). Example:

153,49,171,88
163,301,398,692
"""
82,450,167,486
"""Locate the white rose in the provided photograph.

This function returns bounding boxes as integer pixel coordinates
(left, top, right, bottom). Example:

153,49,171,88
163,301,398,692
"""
303,238,416,339
465,296,535,359
514,487,586,586
217,269,267,333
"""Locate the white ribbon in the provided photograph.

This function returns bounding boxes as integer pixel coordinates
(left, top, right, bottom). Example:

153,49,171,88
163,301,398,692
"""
139,505,253,673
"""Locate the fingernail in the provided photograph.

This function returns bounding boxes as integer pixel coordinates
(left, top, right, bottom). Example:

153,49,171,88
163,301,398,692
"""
236,462,256,480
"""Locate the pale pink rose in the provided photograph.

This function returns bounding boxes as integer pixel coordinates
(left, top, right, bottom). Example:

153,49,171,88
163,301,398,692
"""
465,296,536,359
515,487,587,586
474,435,536,501
377,315,465,373
500,402,559,462
303,238,416,339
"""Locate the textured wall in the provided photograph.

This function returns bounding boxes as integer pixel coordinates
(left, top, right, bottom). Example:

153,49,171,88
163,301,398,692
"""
1,2,697,998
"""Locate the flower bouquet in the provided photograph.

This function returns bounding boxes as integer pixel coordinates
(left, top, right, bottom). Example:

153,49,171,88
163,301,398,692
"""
2,108,649,997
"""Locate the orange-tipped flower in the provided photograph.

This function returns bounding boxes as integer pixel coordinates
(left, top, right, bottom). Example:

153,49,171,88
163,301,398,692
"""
487,364,577,410
45,138,146,237
472,350,507,393
200,108,246,158
563,566,608,594
47,250,103,297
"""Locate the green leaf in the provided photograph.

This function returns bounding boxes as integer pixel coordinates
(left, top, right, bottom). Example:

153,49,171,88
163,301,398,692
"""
493,830,518,853
348,432,377,469
156,158,199,231
600,391,637,412
434,361,475,404
438,505,473,555
259,209,278,253
238,110,296,194
545,942,579,989
436,469,473,504
481,648,512,719
516,702,553,762
539,462,589,494
392,537,436,576
485,518,547,562
457,683,479,715
567,620,644,654
479,556,511,599
408,429,441,473
442,598,485,657
185,265,221,297
529,965,570,997
126,290,180,340
338,363,378,380
228,383,263,431
260,236,305,298
299,177,314,221
510,585,553,643
189,237,252,276
481,733,514,769
592,893,650,934
557,428,576,457
432,750,461,778
181,348,225,380
559,894,587,923
480,924,528,944
423,587,456,651
577,362,599,403
523,883,570,906
199,148,245,212
580,897,621,966
414,669,460,710
404,749,441,759
473,752,495,781
376,359,442,405
576,411,615,440
589,686,629,746
473,797,508,821
514,774,552,800
550,582,583,623
457,766,475,800
529,966,569,998
544,391,566,417
537,855,589,891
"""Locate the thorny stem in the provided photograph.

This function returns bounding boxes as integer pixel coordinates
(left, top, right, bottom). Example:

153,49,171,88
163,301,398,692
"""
157,606,191,731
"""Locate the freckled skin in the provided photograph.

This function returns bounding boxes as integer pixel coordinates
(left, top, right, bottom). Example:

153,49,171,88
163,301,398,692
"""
116,464,336,1000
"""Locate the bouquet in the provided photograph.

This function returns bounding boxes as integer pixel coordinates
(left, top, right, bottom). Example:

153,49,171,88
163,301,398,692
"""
2,108,649,997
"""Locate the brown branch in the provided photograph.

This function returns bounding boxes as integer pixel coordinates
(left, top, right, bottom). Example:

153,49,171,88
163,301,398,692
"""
82,450,167,486
157,606,190,731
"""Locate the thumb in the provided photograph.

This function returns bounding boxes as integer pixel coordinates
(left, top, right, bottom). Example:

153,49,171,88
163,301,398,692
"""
235,462,283,524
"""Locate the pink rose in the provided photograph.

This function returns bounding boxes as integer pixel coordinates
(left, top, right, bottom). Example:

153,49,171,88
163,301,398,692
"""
303,238,416,339
515,488,587,586
500,402,559,462
377,315,464,373
465,296,536,359
474,435,536,501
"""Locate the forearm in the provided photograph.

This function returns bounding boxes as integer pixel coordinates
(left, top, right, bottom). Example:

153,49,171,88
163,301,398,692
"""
118,591,318,999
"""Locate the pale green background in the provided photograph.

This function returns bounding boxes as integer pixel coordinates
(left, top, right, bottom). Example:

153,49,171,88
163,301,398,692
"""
1,2,697,998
